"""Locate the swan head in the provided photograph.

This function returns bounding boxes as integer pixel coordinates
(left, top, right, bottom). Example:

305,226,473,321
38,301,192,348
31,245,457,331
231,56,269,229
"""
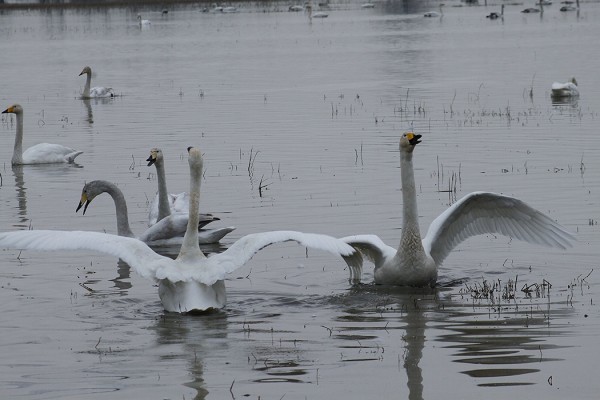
76,180,105,215
79,66,92,76
571,77,578,86
187,146,203,166
400,132,422,153
146,148,163,167
2,104,23,115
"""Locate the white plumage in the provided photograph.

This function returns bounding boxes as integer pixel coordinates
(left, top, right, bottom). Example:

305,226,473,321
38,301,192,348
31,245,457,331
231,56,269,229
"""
341,132,575,287
551,77,579,98
0,148,359,313
2,104,83,165
79,66,114,99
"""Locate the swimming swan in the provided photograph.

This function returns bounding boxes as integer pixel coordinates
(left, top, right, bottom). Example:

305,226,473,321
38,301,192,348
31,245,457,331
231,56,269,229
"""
79,66,114,99
0,148,360,313
551,77,579,98
341,132,575,287
76,180,234,245
424,4,444,17
2,104,83,165
146,148,222,228
486,4,504,19
137,14,151,26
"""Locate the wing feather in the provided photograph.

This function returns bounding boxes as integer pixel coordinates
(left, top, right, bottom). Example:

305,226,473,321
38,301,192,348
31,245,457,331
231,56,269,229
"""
167,231,359,286
0,230,168,280
422,192,575,266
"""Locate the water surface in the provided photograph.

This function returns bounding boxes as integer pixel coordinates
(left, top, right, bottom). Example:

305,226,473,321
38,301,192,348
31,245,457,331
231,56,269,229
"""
1,1,599,399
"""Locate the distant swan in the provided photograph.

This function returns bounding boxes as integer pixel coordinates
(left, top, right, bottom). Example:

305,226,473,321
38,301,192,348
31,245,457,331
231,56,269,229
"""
341,133,575,287
0,148,359,313
79,66,114,99
486,4,504,19
424,4,444,17
521,7,540,13
560,0,579,10
146,148,221,228
137,14,151,26
551,77,579,98
2,104,83,165
76,180,234,245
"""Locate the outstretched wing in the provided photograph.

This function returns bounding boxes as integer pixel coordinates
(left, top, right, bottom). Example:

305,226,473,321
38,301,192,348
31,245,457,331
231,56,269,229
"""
340,235,397,283
422,192,575,266
0,230,170,280
169,230,360,286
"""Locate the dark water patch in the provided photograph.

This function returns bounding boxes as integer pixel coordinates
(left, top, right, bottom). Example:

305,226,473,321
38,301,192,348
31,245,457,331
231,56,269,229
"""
478,382,536,387
462,368,540,378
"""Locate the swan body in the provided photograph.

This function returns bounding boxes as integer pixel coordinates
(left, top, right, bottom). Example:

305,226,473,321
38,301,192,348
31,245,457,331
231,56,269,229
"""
551,78,579,98
424,4,444,17
2,104,83,165
341,133,575,287
79,66,114,99
289,5,304,11
77,180,233,245
312,11,328,18
137,14,151,25
487,4,504,19
146,148,224,232
521,7,540,13
0,148,359,313
361,3,376,9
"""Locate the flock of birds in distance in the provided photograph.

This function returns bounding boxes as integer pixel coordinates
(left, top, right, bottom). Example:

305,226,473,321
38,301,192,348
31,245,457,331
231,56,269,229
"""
0,1,581,312
132,0,583,26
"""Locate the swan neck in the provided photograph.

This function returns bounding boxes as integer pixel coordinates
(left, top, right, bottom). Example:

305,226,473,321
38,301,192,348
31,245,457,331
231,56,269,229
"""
178,158,206,261
12,111,24,165
82,73,91,98
400,151,422,247
102,182,135,238
155,160,171,222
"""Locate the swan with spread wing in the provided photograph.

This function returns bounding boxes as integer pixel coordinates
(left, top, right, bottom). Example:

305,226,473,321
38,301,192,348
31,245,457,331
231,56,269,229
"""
0,147,360,313
341,133,575,287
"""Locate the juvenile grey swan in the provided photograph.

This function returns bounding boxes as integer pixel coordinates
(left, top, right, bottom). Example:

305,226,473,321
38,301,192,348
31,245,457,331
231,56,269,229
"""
76,180,234,245
0,147,359,313
2,104,83,165
341,132,575,287
79,66,114,99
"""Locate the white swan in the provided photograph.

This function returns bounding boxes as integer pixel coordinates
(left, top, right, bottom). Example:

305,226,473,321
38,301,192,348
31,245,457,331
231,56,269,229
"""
551,77,579,98
76,180,234,245
0,148,359,313
340,132,575,287
2,104,83,166
79,66,114,99
137,14,151,26
424,4,444,17
146,148,221,228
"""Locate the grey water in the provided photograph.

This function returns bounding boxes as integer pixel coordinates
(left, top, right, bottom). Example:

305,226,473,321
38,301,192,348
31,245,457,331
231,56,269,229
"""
1,1,599,398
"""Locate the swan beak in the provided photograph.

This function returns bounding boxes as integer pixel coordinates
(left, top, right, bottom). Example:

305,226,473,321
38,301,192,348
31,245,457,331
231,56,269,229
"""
2,106,12,114
146,154,156,166
76,194,91,215
406,132,422,146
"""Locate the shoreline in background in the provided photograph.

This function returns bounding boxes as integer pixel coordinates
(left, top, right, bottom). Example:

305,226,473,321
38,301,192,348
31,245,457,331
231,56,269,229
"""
0,0,259,10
